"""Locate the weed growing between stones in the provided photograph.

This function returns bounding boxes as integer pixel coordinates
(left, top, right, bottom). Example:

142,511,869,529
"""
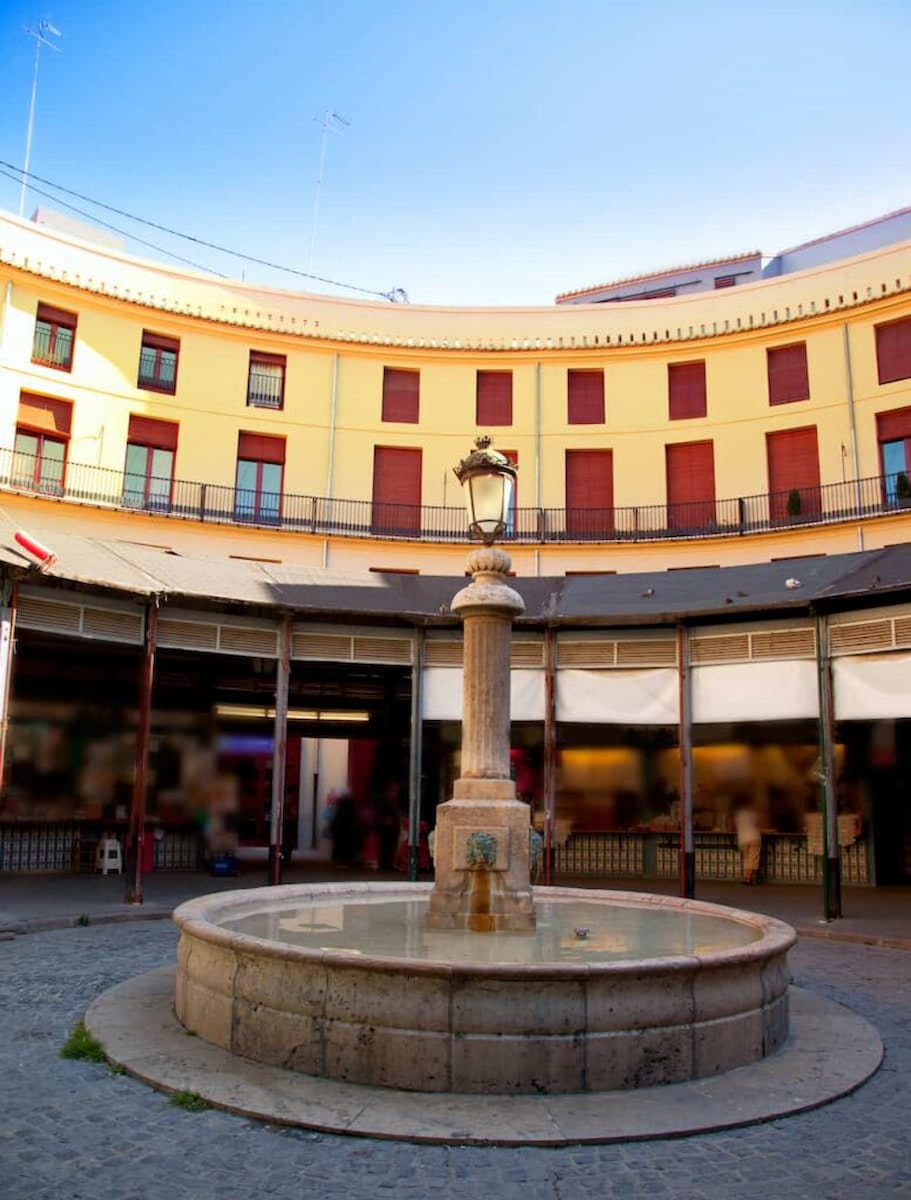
60,1021,106,1063
169,1090,210,1112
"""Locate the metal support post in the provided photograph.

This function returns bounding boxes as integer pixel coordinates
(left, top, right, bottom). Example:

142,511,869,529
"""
543,626,557,885
407,629,424,881
677,624,695,899
269,615,292,885
126,603,157,904
815,612,842,920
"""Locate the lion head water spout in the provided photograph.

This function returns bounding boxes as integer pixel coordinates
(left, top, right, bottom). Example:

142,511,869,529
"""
465,832,499,933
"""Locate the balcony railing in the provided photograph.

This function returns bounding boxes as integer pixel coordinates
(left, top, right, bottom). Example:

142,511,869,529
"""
246,369,284,409
0,445,907,545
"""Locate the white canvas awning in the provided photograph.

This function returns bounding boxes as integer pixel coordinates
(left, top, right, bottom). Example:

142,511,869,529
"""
833,652,911,719
692,661,818,723
556,668,679,725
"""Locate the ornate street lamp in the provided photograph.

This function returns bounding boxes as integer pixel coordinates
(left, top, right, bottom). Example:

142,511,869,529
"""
426,437,536,933
454,436,516,545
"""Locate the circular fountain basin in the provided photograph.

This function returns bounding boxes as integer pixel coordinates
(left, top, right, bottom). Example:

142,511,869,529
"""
173,883,795,1095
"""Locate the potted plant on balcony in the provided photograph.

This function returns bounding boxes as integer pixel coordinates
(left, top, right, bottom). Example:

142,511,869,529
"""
786,488,802,523
896,471,911,508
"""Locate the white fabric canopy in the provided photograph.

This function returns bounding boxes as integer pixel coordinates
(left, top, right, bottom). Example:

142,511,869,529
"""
833,653,911,719
422,667,544,721
692,661,818,723
556,668,679,725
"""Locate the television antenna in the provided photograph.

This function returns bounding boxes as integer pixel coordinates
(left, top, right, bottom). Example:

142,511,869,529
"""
19,18,62,217
307,109,349,275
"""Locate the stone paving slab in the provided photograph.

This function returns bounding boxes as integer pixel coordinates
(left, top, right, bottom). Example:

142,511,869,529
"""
86,967,883,1147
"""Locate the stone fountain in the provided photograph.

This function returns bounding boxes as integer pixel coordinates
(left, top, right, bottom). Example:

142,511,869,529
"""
173,439,796,1095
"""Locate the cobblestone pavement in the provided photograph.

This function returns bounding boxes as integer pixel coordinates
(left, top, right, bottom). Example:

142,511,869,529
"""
2,923,910,1200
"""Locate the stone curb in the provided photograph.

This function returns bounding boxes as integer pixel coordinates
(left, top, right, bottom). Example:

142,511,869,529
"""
85,969,884,1147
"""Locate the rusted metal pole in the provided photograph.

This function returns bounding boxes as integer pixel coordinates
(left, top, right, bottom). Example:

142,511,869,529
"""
0,578,18,801
543,626,557,885
815,612,842,920
407,628,424,881
677,623,695,899
269,615,292,886
126,603,157,904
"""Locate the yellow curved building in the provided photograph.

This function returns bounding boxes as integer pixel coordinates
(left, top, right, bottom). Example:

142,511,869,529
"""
2,209,911,571
2,208,911,899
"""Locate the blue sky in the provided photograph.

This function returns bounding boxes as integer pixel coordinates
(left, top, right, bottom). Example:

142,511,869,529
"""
0,1,908,305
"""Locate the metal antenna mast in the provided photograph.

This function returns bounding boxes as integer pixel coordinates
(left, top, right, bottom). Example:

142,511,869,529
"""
18,18,62,218
307,109,349,275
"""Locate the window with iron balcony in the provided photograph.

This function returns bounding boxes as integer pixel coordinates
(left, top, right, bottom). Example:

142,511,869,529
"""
247,351,286,409
31,303,77,371
137,331,179,394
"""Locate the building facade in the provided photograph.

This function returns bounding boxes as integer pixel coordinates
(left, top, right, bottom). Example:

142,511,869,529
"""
0,209,910,891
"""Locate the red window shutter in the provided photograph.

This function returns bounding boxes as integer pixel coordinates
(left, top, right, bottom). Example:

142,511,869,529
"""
766,426,820,519
237,432,286,464
714,275,736,289
567,370,605,424
666,441,715,530
382,368,420,423
877,406,911,442
372,446,422,534
565,449,613,535
767,343,809,406
476,371,513,426
128,414,179,451
876,318,911,385
35,302,77,330
17,392,72,435
142,331,179,353
668,361,706,420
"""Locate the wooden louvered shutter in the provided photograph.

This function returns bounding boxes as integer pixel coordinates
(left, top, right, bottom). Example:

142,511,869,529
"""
567,369,605,424
476,371,513,426
565,449,613,536
17,392,73,435
876,406,911,442
382,368,420,423
875,317,911,385
372,446,422,535
128,414,178,451
766,426,820,520
666,440,715,531
668,361,706,420
237,432,285,463
767,343,810,406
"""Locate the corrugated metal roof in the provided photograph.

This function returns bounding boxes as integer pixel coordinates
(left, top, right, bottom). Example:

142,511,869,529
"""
1,514,909,627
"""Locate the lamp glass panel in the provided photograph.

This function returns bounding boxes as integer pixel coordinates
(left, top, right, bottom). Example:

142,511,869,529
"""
468,471,506,535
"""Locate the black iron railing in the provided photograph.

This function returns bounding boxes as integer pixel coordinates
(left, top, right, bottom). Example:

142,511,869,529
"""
0,445,907,544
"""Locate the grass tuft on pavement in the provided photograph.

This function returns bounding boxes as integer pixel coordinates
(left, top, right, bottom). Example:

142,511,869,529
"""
169,1089,211,1112
60,1021,106,1063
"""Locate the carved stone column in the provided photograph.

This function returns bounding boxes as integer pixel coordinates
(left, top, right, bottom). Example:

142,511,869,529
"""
426,546,536,932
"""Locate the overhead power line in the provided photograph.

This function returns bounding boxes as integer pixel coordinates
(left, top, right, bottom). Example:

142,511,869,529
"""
0,159,404,300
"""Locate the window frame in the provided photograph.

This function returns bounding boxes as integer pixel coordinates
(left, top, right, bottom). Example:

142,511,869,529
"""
12,426,68,495
123,443,176,511
137,331,180,394
31,303,77,372
668,360,707,421
476,370,513,426
246,351,286,410
567,369,605,425
875,317,911,386
767,342,810,407
381,367,420,423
